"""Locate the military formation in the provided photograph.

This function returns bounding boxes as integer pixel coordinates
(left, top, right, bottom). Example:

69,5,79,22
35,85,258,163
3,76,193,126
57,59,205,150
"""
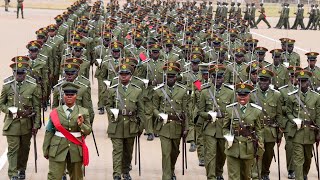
1,0,320,180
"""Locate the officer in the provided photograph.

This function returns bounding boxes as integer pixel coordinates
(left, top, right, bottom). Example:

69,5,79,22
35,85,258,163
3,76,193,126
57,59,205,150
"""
199,65,234,180
250,69,283,180
223,83,264,180
106,64,144,180
43,82,92,180
0,62,41,180
153,65,189,180
286,70,320,180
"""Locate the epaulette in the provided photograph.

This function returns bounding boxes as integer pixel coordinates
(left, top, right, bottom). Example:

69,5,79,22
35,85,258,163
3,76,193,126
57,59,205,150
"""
26,75,36,82
200,42,207,45
131,83,141,89
271,88,280,94
81,75,89,81
3,79,14,85
62,24,68,28
153,83,164,90
201,29,206,33
176,83,186,89
264,63,272,69
278,84,288,90
37,58,46,63
53,80,64,89
311,90,320,95
250,103,263,110
223,83,234,90
109,83,118,89
226,102,238,108
39,54,48,58
76,81,88,88
44,43,53,49
69,19,75,22
56,35,64,39
26,80,37,85
88,24,95,29
205,49,213,53
94,45,102,50
288,89,298,96
201,83,210,89
113,76,119,80
3,75,13,83
173,53,179,56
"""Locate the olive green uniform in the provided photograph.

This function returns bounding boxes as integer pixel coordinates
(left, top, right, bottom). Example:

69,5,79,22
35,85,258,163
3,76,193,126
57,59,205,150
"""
256,7,271,28
43,105,92,180
17,0,24,18
199,83,234,179
0,79,41,179
106,83,144,178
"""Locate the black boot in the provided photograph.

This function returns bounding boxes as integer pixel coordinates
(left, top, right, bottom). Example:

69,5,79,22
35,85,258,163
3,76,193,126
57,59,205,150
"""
113,176,121,180
122,173,132,180
189,142,196,152
18,170,25,179
198,159,205,167
98,108,105,115
171,173,177,180
147,133,154,141
288,170,295,179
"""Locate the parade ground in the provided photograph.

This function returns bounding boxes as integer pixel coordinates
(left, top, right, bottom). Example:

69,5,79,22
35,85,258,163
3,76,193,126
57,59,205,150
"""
0,6,320,180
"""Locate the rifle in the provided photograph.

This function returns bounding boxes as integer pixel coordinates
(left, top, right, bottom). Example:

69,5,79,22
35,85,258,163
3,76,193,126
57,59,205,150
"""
29,108,37,173
313,145,319,179
276,126,281,180
252,130,261,180
91,127,99,156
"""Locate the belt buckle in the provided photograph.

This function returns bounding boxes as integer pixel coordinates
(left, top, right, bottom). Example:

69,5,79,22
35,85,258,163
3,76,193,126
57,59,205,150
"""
122,109,126,115
128,111,132,116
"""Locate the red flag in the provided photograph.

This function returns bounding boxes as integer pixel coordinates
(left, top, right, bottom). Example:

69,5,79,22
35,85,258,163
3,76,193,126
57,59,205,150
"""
139,52,147,61
125,34,131,40
193,80,202,91
149,25,153,29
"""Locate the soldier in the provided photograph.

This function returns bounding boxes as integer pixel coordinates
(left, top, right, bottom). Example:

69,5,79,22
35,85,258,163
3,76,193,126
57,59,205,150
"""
153,65,189,180
0,62,41,180
245,61,259,88
228,2,236,19
304,52,320,91
286,70,320,180
226,48,248,85
4,0,9,11
280,38,301,67
306,4,316,30
199,65,234,180
255,47,271,68
52,62,94,123
255,3,271,29
250,69,283,180
43,82,92,180
249,3,257,28
291,4,306,30
279,66,303,179
269,49,289,90
282,3,290,29
17,0,24,19
106,64,144,180
275,3,285,28
223,83,263,180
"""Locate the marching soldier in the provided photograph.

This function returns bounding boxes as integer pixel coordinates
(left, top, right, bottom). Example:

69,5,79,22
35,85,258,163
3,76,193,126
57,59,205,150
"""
153,65,189,180
291,4,306,30
199,65,234,180
223,83,264,180
43,82,92,180
268,49,289,90
17,0,24,19
286,70,320,180
226,48,248,85
279,66,303,179
280,38,301,67
0,62,41,180
304,52,320,91
250,69,283,180
255,3,271,29
106,64,144,180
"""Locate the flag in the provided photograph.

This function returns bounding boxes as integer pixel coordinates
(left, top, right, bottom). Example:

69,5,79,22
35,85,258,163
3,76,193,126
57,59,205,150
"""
139,52,147,61
125,34,131,40
193,80,202,91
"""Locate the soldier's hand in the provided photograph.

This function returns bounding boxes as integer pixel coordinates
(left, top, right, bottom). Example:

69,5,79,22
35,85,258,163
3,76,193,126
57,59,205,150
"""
32,128,38,135
77,114,84,126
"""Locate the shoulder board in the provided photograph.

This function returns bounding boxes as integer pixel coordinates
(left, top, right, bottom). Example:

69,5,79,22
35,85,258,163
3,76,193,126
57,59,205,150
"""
205,49,213,53
69,19,75,22
173,53,179,56
39,54,48,58
88,24,95,29
200,42,207,45
3,79,14,85
76,81,88,87
113,76,119,80
44,43,52,48
62,24,68,28
53,80,64,89
131,83,141,89
311,90,320,95
3,75,13,83
226,102,238,108
176,83,186,89
26,80,37,85
271,88,280,93
81,75,89,81
109,84,118,89
250,103,263,110
278,84,288,90
56,35,64,39
26,75,36,82
201,83,210,89
153,83,164,90
37,58,46,63
201,29,206,33
94,45,102,50
288,89,298,96
223,83,234,90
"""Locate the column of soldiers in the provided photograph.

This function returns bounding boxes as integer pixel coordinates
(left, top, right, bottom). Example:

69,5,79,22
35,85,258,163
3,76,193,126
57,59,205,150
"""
1,0,320,180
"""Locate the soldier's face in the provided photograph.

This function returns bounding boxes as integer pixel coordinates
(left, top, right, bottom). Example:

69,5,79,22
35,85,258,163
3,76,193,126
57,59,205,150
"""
48,30,56,37
119,72,132,85
166,75,177,87
37,36,47,44
112,51,121,59
64,93,77,106
258,78,271,91
298,79,309,92
151,50,160,60
308,60,317,68
250,72,258,83
202,73,208,81
64,72,77,81
72,48,83,57
135,39,143,47
281,44,287,51
230,35,236,41
290,75,297,85
29,49,39,59
287,45,294,53
237,93,250,105
212,75,224,87
257,53,265,61
191,62,199,72
15,72,27,82
235,55,244,64
273,56,281,66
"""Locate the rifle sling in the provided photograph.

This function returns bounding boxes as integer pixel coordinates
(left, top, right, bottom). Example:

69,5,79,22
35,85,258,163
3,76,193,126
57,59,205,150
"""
159,87,182,121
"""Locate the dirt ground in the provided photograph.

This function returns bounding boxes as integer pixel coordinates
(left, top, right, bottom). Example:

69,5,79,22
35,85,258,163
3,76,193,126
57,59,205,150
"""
0,6,319,180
